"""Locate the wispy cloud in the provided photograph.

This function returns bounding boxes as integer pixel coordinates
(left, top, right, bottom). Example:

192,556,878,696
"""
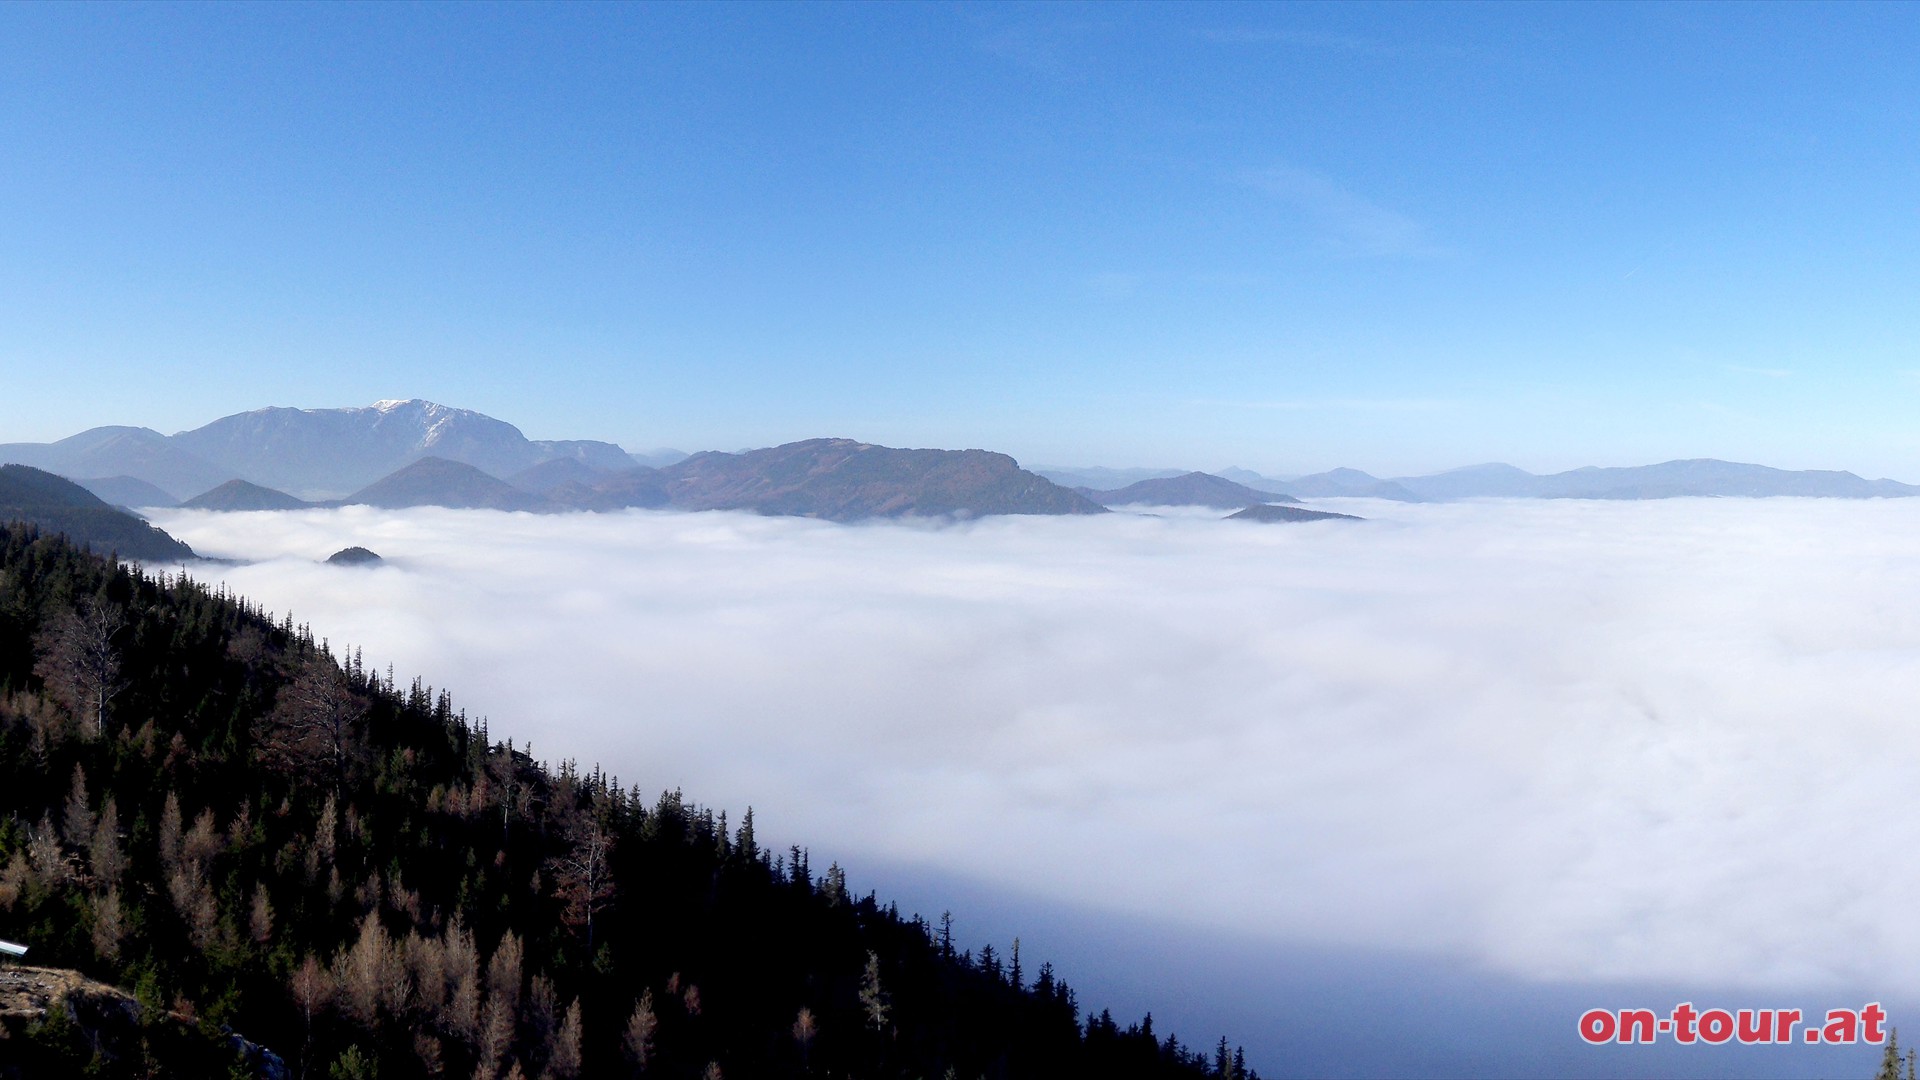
1241,165,1445,259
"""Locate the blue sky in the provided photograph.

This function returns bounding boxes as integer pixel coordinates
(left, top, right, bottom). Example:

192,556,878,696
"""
4,2,1919,477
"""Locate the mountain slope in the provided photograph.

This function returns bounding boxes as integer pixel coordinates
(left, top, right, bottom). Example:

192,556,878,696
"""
0,465,197,561
549,466,672,511
345,456,554,511
0,525,1248,1079
1087,472,1299,509
660,439,1106,520
509,457,608,496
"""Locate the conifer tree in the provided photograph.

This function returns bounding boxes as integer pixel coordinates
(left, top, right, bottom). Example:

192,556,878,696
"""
1881,1030,1905,1080
859,951,891,1030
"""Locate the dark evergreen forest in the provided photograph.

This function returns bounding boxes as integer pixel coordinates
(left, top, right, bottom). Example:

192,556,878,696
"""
0,522,1255,1079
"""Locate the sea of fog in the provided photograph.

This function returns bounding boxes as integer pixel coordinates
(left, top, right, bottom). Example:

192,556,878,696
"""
146,498,1920,1078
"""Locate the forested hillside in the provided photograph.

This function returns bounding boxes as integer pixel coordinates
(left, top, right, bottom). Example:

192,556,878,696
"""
0,465,195,563
0,522,1252,1079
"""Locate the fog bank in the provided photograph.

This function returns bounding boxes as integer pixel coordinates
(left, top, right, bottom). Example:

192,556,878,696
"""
148,500,1920,1052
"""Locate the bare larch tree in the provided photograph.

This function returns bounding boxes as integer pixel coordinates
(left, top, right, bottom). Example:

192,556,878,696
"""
34,599,126,737
256,658,369,800
548,807,616,948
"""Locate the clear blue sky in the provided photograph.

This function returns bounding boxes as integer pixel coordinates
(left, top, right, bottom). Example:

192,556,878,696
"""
4,2,1918,477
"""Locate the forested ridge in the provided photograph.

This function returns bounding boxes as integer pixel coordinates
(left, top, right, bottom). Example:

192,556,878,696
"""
0,465,195,563
0,522,1254,1079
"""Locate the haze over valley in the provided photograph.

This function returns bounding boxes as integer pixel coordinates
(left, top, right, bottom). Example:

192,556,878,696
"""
109,492,1920,1076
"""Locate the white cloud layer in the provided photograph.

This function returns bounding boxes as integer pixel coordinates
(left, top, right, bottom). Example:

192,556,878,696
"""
147,499,1920,995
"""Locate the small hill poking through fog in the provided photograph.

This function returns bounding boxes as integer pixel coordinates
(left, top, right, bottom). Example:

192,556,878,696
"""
325,545,383,566
1226,504,1362,524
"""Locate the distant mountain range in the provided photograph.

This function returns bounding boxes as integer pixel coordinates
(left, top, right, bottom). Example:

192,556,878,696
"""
1050,457,1920,508
3,401,1102,521
13,400,1920,524
1196,459,1920,502
0,400,688,501
0,465,196,561
152,441,1105,521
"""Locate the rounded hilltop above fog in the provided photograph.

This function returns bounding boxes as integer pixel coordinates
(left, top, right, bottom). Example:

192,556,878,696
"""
325,546,382,566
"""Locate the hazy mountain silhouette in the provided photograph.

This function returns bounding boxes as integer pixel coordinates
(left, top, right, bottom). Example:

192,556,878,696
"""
181,479,311,511
74,475,179,510
1272,468,1424,502
345,456,554,512
1036,465,1188,490
0,401,641,500
508,456,609,495
1389,463,1537,500
1216,460,1920,502
548,466,671,511
0,427,233,501
168,399,636,497
1391,459,1920,500
1085,472,1300,509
